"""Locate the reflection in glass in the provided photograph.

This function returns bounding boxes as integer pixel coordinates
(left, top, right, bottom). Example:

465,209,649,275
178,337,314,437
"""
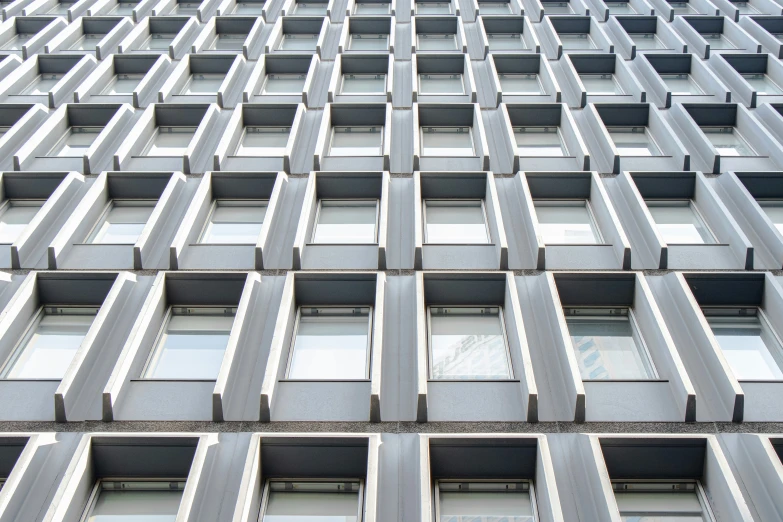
534,200,602,244
646,200,715,244
701,127,756,156
742,73,783,95
199,200,267,244
417,34,459,51
514,127,568,156
85,480,185,522
424,200,489,244
262,481,361,522
313,200,378,244
438,482,535,522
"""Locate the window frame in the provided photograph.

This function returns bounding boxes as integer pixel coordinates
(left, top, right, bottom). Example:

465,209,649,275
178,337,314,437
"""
347,33,390,51
434,480,538,522
197,198,269,245
699,126,758,157
141,126,198,157
259,479,365,522
426,305,515,381
578,73,625,95
352,0,392,13
422,198,491,245
498,73,545,95
79,478,187,522
236,125,292,156
285,305,374,381
513,126,569,157
416,33,459,51
611,480,717,521
339,73,388,95
420,126,476,157
276,33,320,51
84,199,157,245
260,72,308,96
49,126,103,158
140,305,238,381
328,125,385,157
417,73,466,96
532,199,604,244
415,0,453,13
311,198,380,245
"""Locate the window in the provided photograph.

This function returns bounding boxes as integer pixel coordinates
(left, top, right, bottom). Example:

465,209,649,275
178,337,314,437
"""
347,34,389,51
138,33,177,51
199,200,267,244
236,126,291,156
630,33,666,50
416,1,452,13
732,0,759,13
260,481,363,522
436,482,537,522
49,127,102,157
417,34,458,51
100,73,145,95
87,200,155,244
668,1,698,13
702,33,735,50
579,74,624,95
700,127,756,156
47,1,74,14
82,480,185,522
353,0,391,13
207,33,246,50
533,200,603,244
69,34,103,51
234,0,264,13
703,307,783,380
329,126,383,156
560,33,597,50
18,74,62,95
514,127,568,157
420,127,474,156
487,34,526,51
613,482,716,521
277,34,319,51
0,306,98,379
109,0,137,14
142,307,236,380
758,200,783,234
605,0,635,12
292,0,328,13
340,74,386,95
659,74,704,95
287,307,372,380
172,1,200,13
1,33,33,52
741,73,783,95
607,127,662,157
565,307,657,380
312,200,379,244
261,73,307,95
428,306,513,380
423,200,490,244
479,1,512,13
498,73,544,95
418,74,465,95
178,73,225,95
141,126,196,156
542,1,574,14
645,200,715,244
0,200,43,244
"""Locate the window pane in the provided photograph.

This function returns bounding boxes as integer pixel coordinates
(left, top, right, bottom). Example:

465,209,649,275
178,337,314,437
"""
580,74,624,94
629,33,665,49
144,308,235,380
143,127,196,156
417,34,458,51
179,73,224,95
487,34,526,51
237,127,291,155
292,1,328,13
278,34,318,51
200,201,267,244
139,33,176,51
262,73,307,94
330,126,383,156
479,2,512,13
566,309,656,380
701,127,756,156
742,73,783,95
421,127,474,156
419,74,464,95
69,33,102,51
51,127,101,157
659,74,704,95
439,489,534,522
209,34,246,50
534,202,601,244
543,1,574,13
760,201,783,235
354,1,391,13
20,74,61,95
0,34,32,51
614,482,707,521
101,73,144,95
514,127,567,156
560,33,597,49
348,34,388,50
88,481,184,522
263,482,361,522
704,311,783,380
313,201,378,244
424,201,489,244
288,309,370,380
0,201,43,244
2,308,97,379
89,202,155,244
416,1,451,13
340,74,386,94
430,308,512,380
608,127,661,156
498,73,543,95
702,33,735,49
234,1,264,13
646,201,714,244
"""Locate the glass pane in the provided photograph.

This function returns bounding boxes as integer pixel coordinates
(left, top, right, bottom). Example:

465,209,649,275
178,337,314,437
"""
608,127,661,156
88,482,184,522
21,74,61,95
659,74,704,95
542,1,574,13
702,33,735,49
262,73,307,94
701,127,756,156
499,73,543,95
705,312,783,380
209,34,246,50
0,201,43,244
0,34,32,51
348,34,388,50
3,309,96,379
430,308,512,380
417,34,458,51
615,485,706,521
419,74,464,95
179,73,224,95
560,33,597,50
488,34,526,51
144,309,235,380
100,73,144,95
292,1,328,13
566,310,656,380
143,127,196,156
139,33,175,50
234,1,264,13
580,74,624,95
277,34,318,51
669,1,699,13
421,127,474,156
514,127,567,156
200,201,267,244
742,73,783,95
236,127,291,155
606,0,635,12
439,489,534,522
172,1,200,13
424,201,489,244
51,127,101,157
646,201,714,244
313,201,377,244
354,1,391,13
630,33,666,49
89,202,155,244
760,201,783,235
47,2,74,13
733,1,760,12
288,309,370,379
479,2,512,13
341,74,386,94
534,202,601,244
69,34,103,51
330,126,383,156
263,482,360,522
416,1,451,13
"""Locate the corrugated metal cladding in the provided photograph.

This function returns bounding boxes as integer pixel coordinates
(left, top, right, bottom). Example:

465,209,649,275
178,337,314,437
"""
1,0,783,519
